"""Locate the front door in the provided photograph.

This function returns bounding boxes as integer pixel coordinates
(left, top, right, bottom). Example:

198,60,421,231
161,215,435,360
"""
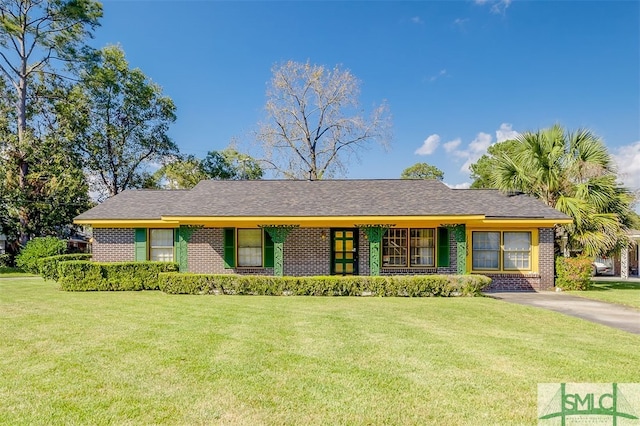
332,229,358,275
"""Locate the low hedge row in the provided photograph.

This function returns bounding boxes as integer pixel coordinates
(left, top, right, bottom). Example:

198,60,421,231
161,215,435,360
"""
158,273,491,297
38,254,93,281
58,261,179,291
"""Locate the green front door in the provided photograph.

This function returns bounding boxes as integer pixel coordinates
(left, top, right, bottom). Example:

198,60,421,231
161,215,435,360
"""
332,229,358,275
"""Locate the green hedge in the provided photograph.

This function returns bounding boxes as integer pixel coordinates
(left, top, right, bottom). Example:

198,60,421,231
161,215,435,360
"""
555,256,592,291
158,273,492,297
58,261,179,291
38,254,93,281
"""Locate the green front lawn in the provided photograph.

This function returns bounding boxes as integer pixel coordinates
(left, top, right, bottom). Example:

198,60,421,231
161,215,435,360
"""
568,280,640,309
1,278,639,425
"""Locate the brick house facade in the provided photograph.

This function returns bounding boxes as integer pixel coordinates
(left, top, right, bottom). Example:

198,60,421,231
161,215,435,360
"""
80,180,572,291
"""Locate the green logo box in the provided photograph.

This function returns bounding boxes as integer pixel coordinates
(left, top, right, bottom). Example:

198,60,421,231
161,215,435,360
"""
538,383,640,425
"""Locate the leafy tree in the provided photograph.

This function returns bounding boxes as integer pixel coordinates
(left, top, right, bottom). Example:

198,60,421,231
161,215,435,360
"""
149,148,263,189
0,74,90,245
61,45,178,200
257,60,391,179
202,148,263,180
469,139,519,189
150,155,209,189
491,124,636,257
400,163,444,181
0,0,102,243
15,235,66,273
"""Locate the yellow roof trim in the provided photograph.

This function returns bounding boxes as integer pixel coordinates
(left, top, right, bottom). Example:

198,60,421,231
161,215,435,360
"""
75,219,179,228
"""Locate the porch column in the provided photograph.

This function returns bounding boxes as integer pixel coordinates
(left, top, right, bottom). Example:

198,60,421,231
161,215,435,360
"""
176,225,202,272
357,225,393,276
621,246,629,279
452,225,467,275
259,225,299,276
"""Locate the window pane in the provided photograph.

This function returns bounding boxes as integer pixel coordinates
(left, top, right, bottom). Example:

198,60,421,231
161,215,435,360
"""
472,232,499,269
150,229,174,262
410,228,435,266
382,228,407,266
503,232,531,270
238,229,262,267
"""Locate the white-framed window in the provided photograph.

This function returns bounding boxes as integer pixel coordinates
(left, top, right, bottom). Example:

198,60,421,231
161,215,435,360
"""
238,229,262,267
472,231,532,271
149,229,174,262
503,232,531,270
383,228,435,267
410,228,435,266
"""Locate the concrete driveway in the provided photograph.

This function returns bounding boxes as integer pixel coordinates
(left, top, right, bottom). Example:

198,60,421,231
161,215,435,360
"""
488,292,640,335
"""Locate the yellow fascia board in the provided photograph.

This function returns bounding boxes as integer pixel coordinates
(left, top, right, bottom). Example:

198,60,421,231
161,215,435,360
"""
75,219,179,228
478,218,572,227
159,215,487,228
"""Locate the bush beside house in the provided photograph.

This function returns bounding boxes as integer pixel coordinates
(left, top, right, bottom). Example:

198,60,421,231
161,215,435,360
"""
555,257,592,290
58,261,179,291
157,273,491,297
38,254,93,281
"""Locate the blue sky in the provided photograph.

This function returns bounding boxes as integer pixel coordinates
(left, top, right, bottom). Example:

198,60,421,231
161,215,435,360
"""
94,0,639,193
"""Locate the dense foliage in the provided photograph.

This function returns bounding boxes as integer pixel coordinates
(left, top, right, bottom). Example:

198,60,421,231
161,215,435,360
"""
400,163,444,181
555,257,593,291
15,237,67,274
57,261,179,291
157,273,491,297
38,254,92,281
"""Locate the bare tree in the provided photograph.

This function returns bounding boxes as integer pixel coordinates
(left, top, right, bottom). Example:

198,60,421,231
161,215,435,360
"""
257,60,391,179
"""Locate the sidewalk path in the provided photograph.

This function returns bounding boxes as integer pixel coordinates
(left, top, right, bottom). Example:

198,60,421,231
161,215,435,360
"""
488,292,640,335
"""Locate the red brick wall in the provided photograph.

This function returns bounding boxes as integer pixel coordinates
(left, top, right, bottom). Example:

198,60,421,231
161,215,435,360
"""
538,227,555,290
283,228,331,276
91,226,558,292
92,228,135,262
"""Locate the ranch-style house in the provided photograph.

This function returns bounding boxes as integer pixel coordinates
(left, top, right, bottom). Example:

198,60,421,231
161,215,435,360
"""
74,179,572,291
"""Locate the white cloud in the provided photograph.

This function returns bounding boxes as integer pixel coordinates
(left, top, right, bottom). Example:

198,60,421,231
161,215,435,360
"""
474,0,512,14
461,132,493,172
453,18,469,25
445,181,471,189
415,134,440,155
443,138,462,153
428,69,448,82
496,123,520,142
612,141,640,191
410,16,424,25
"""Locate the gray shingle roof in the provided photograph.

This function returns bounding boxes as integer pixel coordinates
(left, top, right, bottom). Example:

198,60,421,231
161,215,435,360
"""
75,179,570,221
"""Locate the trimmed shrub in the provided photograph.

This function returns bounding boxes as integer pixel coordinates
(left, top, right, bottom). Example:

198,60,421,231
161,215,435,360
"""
58,261,179,291
38,254,92,281
16,237,66,274
555,256,592,291
158,273,492,297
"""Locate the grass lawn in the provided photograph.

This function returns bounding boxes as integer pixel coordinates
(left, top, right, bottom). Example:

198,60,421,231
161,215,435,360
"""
1,278,639,425
568,280,640,309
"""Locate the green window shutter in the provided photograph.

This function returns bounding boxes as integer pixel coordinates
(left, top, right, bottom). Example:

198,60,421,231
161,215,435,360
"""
174,228,180,265
437,227,449,267
264,231,274,268
223,228,235,268
134,228,147,262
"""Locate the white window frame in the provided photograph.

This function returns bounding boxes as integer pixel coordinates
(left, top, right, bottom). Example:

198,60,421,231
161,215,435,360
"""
237,229,263,267
149,229,174,262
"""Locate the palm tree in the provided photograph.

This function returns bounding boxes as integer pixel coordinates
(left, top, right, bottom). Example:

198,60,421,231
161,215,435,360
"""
492,124,635,257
